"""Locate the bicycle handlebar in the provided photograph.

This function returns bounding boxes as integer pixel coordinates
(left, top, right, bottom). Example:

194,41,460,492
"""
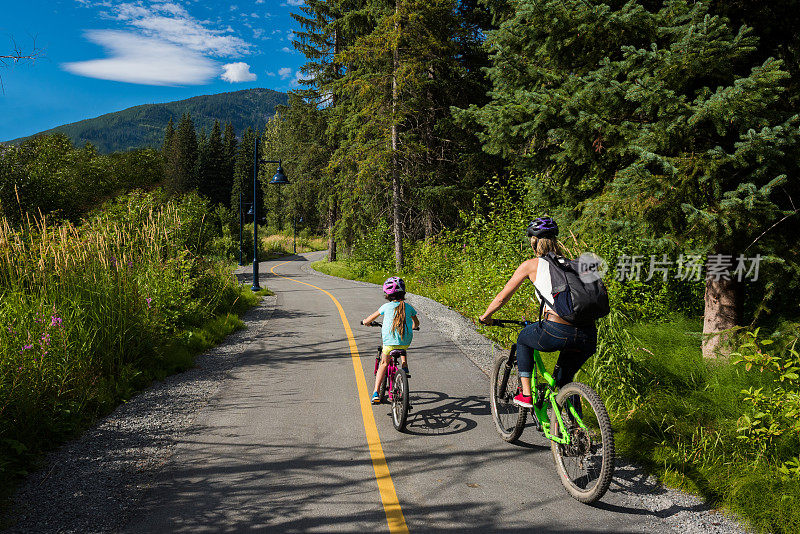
360,320,419,331
481,318,532,327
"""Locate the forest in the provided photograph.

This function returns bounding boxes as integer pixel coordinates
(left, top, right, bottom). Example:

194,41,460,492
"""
1,0,800,531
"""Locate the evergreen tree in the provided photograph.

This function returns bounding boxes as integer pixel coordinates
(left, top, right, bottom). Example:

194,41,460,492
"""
291,0,375,260
170,113,199,194
198,121,227,205
330,0,490,268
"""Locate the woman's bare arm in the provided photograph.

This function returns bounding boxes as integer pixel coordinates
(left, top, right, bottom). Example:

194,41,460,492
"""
479,259,538,323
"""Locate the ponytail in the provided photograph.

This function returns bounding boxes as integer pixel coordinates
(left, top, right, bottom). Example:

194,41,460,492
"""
392,301,407,339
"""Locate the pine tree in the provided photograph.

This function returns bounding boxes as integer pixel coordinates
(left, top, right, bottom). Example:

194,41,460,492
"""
291,0,374,261
331,0,487,269
198,121,227,205
170,113,199,194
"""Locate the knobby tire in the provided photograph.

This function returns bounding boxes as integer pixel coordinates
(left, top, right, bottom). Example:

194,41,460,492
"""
549,382,615,503
490,355,527,442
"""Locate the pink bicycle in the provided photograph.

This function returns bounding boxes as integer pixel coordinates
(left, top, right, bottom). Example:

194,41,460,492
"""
365,321,413,432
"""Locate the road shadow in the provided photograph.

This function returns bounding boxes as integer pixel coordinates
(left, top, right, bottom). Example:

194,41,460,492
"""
400,391,488,436
121,438,628,533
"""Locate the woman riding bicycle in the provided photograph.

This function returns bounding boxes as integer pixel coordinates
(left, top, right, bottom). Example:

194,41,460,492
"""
479,216,597,408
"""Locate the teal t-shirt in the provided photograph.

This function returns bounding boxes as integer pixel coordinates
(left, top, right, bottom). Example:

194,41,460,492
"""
379,301,417,346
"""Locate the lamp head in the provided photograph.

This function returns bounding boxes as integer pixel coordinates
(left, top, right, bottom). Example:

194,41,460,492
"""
270,161,289,185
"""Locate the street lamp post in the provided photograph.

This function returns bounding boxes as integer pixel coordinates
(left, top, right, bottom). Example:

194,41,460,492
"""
292,215,303,255
238,192,244,266
251,137,289,292
239,195,254,266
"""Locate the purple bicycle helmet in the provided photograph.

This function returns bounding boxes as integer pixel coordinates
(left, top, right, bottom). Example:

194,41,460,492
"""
383,276,406,296
526,216,559,238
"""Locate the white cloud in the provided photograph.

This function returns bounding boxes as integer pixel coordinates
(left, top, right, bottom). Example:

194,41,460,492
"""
278,67,292,79
281,46,293,53
290,69,307,88
283,0,304,5
63,30,217,85
112,2,251,57
221,62,257,82
266,71,276,76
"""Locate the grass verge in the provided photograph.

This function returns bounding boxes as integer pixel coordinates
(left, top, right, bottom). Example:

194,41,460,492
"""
0,283,270,522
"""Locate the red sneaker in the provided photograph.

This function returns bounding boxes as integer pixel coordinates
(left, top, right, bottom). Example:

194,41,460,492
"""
513,393,533,408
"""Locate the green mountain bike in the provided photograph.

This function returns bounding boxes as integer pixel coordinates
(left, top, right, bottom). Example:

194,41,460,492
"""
488,319,615,504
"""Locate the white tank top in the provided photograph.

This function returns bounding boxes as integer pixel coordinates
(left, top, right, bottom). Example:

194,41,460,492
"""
533,257,555,313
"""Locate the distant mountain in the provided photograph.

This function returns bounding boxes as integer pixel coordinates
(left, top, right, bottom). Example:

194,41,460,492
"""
5,88,289,153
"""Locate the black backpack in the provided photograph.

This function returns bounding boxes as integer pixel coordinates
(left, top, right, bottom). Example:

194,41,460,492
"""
534,252,610,325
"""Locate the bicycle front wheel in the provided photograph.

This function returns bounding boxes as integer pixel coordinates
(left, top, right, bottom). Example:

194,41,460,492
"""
391,368,409,432
490,355,526,442
549,382,615,503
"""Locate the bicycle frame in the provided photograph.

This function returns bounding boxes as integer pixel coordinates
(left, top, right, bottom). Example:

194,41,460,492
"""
375,350,402,401
518,346,588,445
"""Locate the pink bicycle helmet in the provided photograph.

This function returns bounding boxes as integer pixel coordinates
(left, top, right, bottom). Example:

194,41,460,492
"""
383,276,405,296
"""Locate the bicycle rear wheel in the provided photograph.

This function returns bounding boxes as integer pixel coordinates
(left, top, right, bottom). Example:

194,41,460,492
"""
391,368,409,431
490,354,526,442
549,382,614,503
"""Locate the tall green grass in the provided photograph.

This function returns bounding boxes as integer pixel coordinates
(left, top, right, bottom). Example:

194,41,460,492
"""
0,191,261,498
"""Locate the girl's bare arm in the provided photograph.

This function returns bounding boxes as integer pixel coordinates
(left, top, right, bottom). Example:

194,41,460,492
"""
412,315,420,328
362,309,381,325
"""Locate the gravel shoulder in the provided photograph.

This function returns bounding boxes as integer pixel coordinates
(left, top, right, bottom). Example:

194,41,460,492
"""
303,257,750,534
4,268,275,534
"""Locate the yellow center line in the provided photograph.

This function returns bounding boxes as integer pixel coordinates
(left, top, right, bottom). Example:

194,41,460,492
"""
270,260,409,534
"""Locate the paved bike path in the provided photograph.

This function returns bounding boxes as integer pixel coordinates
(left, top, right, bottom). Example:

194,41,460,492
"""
123,252,664,533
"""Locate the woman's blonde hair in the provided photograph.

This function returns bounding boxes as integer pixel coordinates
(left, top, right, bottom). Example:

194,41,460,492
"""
530,236,562,257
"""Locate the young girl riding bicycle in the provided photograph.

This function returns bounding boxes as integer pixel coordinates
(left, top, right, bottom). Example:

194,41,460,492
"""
361,277,420,404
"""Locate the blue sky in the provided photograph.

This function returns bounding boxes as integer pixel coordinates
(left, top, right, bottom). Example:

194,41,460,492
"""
0,0,308,141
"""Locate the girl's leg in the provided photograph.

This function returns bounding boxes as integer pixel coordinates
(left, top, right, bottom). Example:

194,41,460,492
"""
374,355,389,393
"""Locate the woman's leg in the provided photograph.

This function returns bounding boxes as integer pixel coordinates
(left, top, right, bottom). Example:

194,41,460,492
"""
517,322,573,396
515,326,539,396
552,327,598,387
